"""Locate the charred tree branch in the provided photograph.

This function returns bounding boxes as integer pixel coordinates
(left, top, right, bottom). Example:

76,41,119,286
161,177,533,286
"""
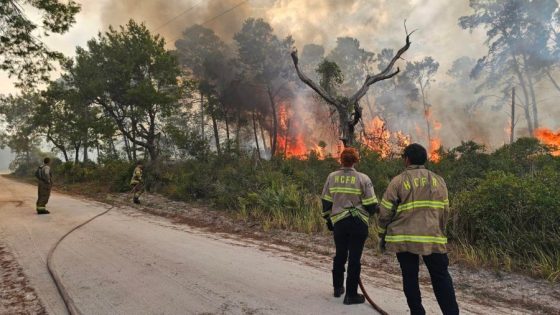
349,30,412,105
290,50,340,108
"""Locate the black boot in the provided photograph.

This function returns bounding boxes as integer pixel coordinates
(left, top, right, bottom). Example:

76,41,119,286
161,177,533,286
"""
334,287,345,298
133,197,140,204
37,209,50,215
343,293,365,305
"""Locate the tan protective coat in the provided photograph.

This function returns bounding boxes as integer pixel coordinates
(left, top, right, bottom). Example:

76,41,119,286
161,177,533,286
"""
378,165,450,255
321,167,378,224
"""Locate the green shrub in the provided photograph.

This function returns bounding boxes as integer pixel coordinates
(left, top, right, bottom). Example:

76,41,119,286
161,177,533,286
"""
452,170,560,279
11,137,560,280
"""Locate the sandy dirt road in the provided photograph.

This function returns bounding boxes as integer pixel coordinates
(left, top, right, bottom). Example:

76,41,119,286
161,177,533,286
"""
0,176,525,315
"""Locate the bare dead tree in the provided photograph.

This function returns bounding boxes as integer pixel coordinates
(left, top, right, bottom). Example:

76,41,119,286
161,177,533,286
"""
291,25,412,147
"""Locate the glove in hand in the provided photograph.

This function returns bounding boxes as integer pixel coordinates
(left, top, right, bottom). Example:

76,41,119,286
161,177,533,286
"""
326,218,334,231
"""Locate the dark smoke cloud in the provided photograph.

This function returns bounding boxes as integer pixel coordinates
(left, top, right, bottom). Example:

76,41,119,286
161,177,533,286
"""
100,0,253,44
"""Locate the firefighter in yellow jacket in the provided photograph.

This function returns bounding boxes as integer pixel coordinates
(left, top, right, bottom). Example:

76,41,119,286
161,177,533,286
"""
378,143,459,315
130,161,144,204
36,157,52,214
321,147,379,305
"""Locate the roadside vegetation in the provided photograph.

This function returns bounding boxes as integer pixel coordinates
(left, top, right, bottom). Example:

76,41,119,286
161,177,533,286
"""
8,138,560,282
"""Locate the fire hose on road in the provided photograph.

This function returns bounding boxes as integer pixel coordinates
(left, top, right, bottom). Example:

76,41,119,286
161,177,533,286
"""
45,199,388,315
359,277,389,315
46,206,114,315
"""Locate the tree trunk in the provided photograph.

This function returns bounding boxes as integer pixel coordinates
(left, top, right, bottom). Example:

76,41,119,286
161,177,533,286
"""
235,110,242,152
61,148,69,162
259,115,269,154
83,143,88,163
526,73,539,131
74,143,81,164
510,87,515,144
211,109,221,156
132,143,137,161
522,54,538,130
268,124,273,153
123,134,132,162
110,138,118,158
267,86,278,156
511,54,534,135
252,110,261,159
339,108,352,147
223,104,230,148
146,110,158,161
96,142,100,161
147,144,157,161
419,80,432,146
131,128,137,161
47,134,69,162
284,119,291,154
200,91,205,140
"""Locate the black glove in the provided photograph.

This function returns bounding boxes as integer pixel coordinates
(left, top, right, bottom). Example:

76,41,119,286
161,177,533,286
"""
364,203,380,215
326,218,334,231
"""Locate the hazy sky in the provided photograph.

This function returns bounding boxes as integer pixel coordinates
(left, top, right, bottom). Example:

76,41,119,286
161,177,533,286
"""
0,148,14,171
0,0,488,94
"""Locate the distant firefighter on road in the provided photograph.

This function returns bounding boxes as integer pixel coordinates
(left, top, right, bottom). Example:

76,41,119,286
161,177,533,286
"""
35,157,52,215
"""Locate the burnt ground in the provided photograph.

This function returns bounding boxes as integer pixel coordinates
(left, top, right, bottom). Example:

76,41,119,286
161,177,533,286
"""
0,241,46,315
107,192,560,315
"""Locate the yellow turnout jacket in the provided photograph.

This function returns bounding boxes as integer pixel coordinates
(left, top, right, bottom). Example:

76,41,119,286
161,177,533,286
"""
378,165,450,255
321,167,378,225
130,166,143,185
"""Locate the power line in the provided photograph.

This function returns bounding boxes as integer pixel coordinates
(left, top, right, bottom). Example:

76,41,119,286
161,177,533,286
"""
200,0,249,26
155,1,205,31
155,0,249,32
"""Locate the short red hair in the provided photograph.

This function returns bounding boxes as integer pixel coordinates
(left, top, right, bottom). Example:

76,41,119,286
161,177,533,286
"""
340,147,359,167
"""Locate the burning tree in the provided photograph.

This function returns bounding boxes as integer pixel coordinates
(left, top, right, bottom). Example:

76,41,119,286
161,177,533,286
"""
290,27,412,147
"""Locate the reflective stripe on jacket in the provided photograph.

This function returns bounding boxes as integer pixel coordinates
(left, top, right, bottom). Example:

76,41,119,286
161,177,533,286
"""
321,167,378,225
378,165,450,255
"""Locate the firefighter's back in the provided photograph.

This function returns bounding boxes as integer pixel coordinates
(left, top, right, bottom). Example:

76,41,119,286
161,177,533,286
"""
382,165,450,255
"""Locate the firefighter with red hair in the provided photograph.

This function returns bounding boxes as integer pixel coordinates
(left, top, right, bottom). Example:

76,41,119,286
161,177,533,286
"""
321,147,379,305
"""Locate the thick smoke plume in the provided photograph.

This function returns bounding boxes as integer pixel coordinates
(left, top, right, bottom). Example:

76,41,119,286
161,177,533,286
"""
98,0,560,151
101,0,253,42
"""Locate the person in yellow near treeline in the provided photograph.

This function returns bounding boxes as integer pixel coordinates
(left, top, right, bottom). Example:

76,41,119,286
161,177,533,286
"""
378,143,459,315
321,147,379,305
130,161,145,204
35,157,53,214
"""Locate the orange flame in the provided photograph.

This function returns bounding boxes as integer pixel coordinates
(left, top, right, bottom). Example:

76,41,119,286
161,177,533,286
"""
278,133,307,157
535,128,560,156
425,107,442,163
429,138,442,163
362,116,411,158
276,102,313,158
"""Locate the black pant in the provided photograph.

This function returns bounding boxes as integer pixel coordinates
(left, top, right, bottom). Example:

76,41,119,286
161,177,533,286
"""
397,252,459,315
332,216,368,296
